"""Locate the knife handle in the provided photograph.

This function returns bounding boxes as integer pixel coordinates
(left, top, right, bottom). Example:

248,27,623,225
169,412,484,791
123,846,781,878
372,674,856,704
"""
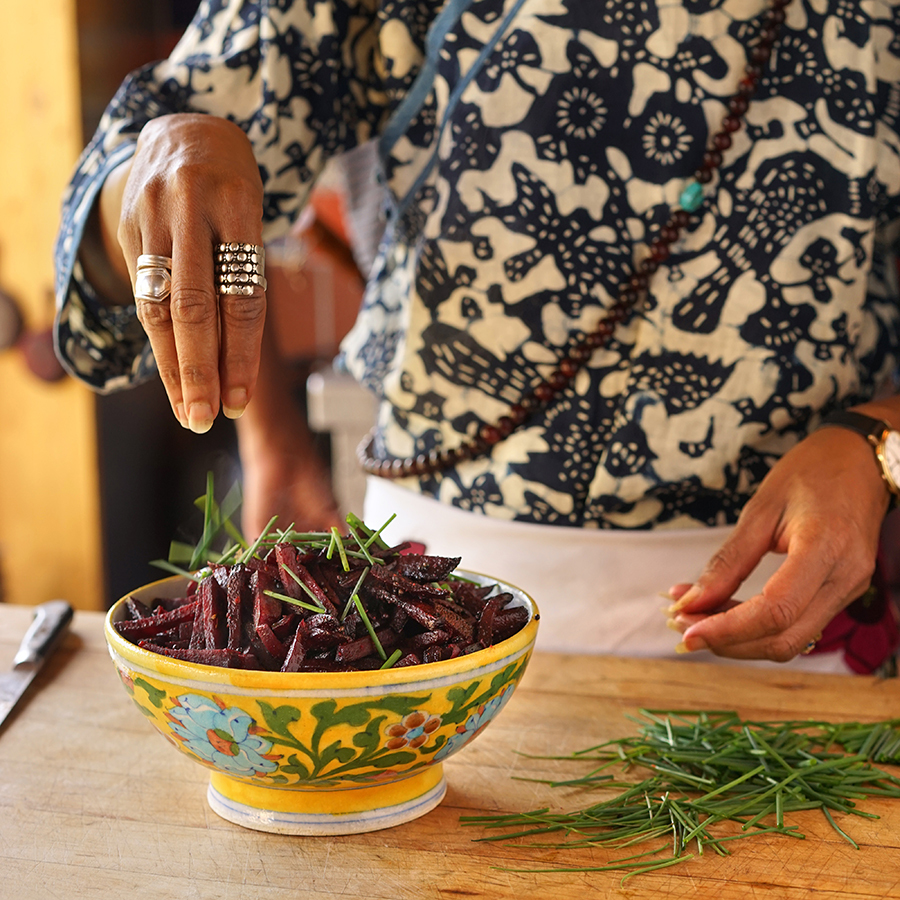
13,600,74,668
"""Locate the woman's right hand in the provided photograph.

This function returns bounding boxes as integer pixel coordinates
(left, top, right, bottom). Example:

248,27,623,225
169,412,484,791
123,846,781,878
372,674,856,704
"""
101,113,267,433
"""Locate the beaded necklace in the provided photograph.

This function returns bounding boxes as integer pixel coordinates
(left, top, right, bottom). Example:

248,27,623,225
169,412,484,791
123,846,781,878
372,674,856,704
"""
359,0,794,480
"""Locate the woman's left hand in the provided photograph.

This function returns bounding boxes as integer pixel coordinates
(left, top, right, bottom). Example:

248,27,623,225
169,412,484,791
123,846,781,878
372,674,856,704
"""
667,415,893,661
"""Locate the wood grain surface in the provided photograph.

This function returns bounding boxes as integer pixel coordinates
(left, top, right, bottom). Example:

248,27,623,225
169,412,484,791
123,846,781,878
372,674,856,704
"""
1,605,898,900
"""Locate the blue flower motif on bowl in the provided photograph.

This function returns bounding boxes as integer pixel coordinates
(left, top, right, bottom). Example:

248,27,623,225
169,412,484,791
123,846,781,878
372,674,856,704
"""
433,684,515,762
167,693,279,777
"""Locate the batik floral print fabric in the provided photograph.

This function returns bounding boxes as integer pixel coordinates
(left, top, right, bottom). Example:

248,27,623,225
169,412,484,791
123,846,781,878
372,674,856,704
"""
55,0,900,528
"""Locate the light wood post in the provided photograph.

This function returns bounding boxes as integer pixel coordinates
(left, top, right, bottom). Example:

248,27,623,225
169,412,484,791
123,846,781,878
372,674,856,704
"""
0,2,105,609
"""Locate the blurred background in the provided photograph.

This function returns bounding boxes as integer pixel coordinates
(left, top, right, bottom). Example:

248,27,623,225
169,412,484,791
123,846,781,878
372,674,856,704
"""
1,1,375,611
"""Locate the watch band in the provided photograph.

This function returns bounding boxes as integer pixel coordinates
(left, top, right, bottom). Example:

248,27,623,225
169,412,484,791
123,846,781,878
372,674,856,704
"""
818,410,890,447
819,409,900,505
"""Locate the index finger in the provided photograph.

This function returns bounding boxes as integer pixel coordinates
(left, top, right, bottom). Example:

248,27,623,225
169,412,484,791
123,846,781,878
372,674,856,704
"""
680,532,845,655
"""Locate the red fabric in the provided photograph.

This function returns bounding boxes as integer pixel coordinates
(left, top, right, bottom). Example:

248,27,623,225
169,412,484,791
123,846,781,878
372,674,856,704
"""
812,553,900,674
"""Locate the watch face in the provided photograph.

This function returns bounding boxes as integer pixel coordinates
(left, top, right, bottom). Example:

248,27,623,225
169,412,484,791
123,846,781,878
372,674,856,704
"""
881,431,900,493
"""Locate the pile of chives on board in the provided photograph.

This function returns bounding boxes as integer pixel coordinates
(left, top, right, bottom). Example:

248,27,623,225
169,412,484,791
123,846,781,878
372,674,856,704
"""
461,709,900,882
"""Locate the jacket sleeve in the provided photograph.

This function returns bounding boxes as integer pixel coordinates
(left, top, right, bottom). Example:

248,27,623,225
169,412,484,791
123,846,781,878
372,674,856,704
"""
53,0,384,391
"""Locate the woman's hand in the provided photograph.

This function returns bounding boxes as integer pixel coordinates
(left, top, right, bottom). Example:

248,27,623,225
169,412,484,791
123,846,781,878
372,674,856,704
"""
104,113,266,432
667,415,895,662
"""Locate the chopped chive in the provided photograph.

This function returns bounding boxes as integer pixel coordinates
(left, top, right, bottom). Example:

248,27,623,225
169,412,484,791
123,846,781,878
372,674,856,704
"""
380,649,402,669
263,589,328,615
238,515,278,565
364,513,396,549
353,593,386,659
331,526,350,571
463,709,900,880
277,568,326,611
149,559,205,582
346,523,377,566
341,567,370,621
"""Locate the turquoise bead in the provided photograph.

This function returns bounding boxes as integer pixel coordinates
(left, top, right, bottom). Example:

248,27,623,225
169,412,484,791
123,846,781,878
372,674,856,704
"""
679,180,705,213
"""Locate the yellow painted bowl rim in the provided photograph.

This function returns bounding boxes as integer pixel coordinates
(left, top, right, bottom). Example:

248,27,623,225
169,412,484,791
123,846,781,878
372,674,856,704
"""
105,571,539,691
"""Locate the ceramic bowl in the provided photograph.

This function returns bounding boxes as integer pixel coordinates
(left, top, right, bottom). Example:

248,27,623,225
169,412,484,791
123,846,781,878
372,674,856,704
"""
105,572,538,835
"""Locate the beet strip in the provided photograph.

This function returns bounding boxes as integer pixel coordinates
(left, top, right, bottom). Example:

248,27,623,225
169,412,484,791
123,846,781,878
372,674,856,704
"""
126,597,153,619
199,576,227,649
138,642,253,668
293,561,339,617
251,567,282,630
434,605,475,643
115,600,199,640
393,554,461,583
225,564,249,650
281,625,308,672
492,606,529,641
393,598,443,631
477,595,506,647
188,602,204,649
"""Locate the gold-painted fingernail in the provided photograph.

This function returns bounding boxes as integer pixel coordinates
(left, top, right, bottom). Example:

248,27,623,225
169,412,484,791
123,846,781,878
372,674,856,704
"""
670,584,702,613
675,636,709,654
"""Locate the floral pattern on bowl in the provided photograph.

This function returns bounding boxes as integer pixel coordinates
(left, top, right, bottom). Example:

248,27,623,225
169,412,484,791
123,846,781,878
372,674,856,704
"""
106,571,538,834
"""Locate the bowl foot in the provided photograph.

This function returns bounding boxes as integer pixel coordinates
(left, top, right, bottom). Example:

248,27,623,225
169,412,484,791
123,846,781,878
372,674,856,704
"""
207,765,447,835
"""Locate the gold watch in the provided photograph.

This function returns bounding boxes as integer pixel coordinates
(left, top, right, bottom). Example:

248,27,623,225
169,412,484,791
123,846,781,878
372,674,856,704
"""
820,410,900,500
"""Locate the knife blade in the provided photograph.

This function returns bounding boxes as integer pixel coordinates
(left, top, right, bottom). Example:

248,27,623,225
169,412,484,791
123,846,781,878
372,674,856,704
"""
0,599,74,732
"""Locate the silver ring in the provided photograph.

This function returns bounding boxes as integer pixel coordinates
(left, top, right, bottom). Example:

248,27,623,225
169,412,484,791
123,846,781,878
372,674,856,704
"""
215,242,266,296
219,280,268,296
216,242,264,257
137,254,173,270
134,266,172,303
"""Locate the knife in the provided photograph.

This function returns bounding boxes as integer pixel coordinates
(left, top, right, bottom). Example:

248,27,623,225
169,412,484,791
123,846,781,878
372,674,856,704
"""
0,599,74,733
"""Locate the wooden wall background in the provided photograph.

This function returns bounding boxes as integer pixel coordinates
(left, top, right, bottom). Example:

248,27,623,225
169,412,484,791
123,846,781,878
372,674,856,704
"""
0,2,103,610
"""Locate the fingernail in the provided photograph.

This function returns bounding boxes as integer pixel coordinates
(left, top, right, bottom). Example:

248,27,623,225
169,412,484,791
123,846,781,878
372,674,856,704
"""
665,618,682,633
669,584,702,613
675,636,709,654
174,402,188,428
223,389,247,419
188,403,215,434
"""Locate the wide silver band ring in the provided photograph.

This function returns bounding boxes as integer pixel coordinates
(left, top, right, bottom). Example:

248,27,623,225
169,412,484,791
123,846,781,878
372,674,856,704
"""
215,242,266,296
134,254,173,303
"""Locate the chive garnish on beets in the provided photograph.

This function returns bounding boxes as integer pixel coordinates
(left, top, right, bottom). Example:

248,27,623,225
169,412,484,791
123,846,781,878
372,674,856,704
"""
263,589,326,615
331,526,350,571
354,593,387,660
460,710,900,882
279,563,328,611
341,567,370,622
